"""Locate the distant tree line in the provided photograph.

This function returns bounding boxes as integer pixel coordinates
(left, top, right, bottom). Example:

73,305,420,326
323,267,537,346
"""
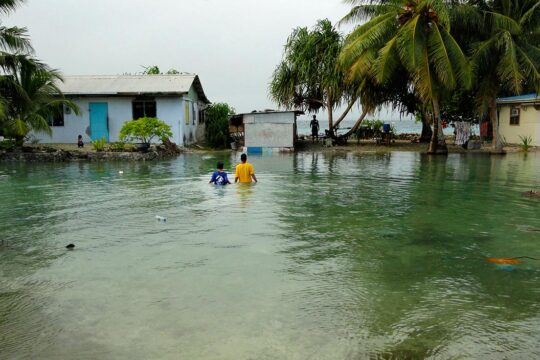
270,0,540,154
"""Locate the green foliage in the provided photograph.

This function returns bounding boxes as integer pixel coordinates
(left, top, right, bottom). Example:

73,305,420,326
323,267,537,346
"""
363,119,384,132
519,135,533,152
109,141,127,152
205,103,234,149
141,66,180,75
270,19,345,113
91,137,107,152
119,117,173,144
0,139,16,151
142,65,160,74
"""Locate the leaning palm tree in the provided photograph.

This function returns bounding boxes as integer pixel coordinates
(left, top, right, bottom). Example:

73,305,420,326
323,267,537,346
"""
340,0,472,154
470,0,540,153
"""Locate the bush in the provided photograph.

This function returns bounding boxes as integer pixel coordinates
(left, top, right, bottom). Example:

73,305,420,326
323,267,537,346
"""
205,103,235,149
0,139,16,151
119,117,172,144
519,135,533,152
91,137,107,152
110,141,127,152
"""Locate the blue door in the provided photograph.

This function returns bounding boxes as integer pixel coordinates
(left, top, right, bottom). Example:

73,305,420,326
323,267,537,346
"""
89,103,109,141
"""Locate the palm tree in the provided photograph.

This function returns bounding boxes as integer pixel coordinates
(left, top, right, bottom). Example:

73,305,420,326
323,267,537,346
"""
270,19,362,135
0,56,79,142
470,0,540,153
340,0,472,154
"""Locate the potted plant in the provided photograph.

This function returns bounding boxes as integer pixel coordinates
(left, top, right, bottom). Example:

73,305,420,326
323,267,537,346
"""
119,117,173,152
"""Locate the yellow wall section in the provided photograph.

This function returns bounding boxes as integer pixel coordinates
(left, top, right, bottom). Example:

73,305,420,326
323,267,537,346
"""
498,105,540,146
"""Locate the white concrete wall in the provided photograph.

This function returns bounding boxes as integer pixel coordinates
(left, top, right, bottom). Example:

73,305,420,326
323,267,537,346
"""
245,123,294,148
498,105,540,146
32,96,187,145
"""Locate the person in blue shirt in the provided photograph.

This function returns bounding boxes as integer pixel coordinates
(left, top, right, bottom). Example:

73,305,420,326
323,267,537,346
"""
209,161,231,185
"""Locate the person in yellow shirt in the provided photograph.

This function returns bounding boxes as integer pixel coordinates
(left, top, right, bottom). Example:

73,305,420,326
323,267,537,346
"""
235,153,258,183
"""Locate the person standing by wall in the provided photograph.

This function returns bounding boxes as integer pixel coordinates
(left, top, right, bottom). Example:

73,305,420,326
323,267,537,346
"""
235,153,257,183
310,115,320,143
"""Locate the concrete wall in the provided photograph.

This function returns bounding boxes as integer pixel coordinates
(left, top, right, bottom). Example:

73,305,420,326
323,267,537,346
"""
498,105,540,146
242,112,296,148
245,123,294,148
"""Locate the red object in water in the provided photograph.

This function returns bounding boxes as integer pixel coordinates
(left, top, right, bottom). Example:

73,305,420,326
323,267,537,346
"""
442,120,448,129
485,257,523,265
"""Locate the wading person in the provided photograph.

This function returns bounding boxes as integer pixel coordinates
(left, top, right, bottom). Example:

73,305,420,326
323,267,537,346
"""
235,153,257,183
209,161,231,185
310,115,320,143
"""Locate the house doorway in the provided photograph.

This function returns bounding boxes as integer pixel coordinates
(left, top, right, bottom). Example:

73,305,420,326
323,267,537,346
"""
89,102,109,141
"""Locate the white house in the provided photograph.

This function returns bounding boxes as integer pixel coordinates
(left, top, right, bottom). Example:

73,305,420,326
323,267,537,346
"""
34,74,211,145
229,111,303,153
497,93,540,146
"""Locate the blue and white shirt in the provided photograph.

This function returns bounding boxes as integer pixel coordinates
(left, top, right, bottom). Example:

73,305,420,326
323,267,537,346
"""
210,171,230,185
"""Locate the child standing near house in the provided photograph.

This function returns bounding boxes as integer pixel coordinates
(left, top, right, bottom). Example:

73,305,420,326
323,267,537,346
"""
209,161,231,185
77,135,84,148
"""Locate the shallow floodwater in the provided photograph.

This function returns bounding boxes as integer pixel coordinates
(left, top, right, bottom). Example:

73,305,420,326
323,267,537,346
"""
1,152,539,359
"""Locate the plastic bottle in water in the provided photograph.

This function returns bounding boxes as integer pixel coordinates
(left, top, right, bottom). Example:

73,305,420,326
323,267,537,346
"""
155,215,167,222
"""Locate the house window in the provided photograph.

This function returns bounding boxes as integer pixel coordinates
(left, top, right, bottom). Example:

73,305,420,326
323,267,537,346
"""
47,109,64,127
192,103,196,125
510,107,520,125
185,102,190,125
199,109,205,124
132,100,156,119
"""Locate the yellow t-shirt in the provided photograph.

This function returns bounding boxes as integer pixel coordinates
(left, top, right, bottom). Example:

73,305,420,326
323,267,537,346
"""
235,162,255,183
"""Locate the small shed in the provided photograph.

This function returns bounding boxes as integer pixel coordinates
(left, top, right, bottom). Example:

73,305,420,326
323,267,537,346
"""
229,110,303,153
497,93,540,146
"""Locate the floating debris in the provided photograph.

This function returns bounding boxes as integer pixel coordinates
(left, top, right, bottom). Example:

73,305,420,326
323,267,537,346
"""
521,190,540,198
66,244,75,250
155,215,167,222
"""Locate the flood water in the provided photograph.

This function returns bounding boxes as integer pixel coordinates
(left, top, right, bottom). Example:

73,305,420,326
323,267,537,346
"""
1,151,539,359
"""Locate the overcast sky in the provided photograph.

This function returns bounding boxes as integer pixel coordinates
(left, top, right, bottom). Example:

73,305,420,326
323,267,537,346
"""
5,0,357,116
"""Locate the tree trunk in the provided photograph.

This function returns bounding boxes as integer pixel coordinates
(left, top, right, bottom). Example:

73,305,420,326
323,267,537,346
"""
427,98,448,155
489,96,505,154
341,109,368,138
327,100,334,137
331,98,357,130
419,111,432,143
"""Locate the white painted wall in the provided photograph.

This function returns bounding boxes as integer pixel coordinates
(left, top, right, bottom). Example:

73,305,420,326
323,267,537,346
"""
243,112,296,148
31,95,205,146
245,123,294,148
498,105,540,146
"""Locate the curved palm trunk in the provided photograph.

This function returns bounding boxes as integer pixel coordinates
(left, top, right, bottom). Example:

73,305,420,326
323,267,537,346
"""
341,109,368,138
427,98,447,154
489,97,504,154
327,104,334,136
331,98,358,130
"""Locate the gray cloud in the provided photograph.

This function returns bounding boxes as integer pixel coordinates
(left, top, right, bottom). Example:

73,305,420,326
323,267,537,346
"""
5,0,350,114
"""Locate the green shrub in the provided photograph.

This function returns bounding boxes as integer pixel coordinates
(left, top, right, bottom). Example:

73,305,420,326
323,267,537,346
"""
205,103,235,149
91,137,107,152
0,139,16,151
119,117,172,144
110,141,127,152
519,135,533,152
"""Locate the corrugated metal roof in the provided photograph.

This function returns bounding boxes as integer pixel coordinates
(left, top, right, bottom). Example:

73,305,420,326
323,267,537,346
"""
497,93,539,103
57,74,210,103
